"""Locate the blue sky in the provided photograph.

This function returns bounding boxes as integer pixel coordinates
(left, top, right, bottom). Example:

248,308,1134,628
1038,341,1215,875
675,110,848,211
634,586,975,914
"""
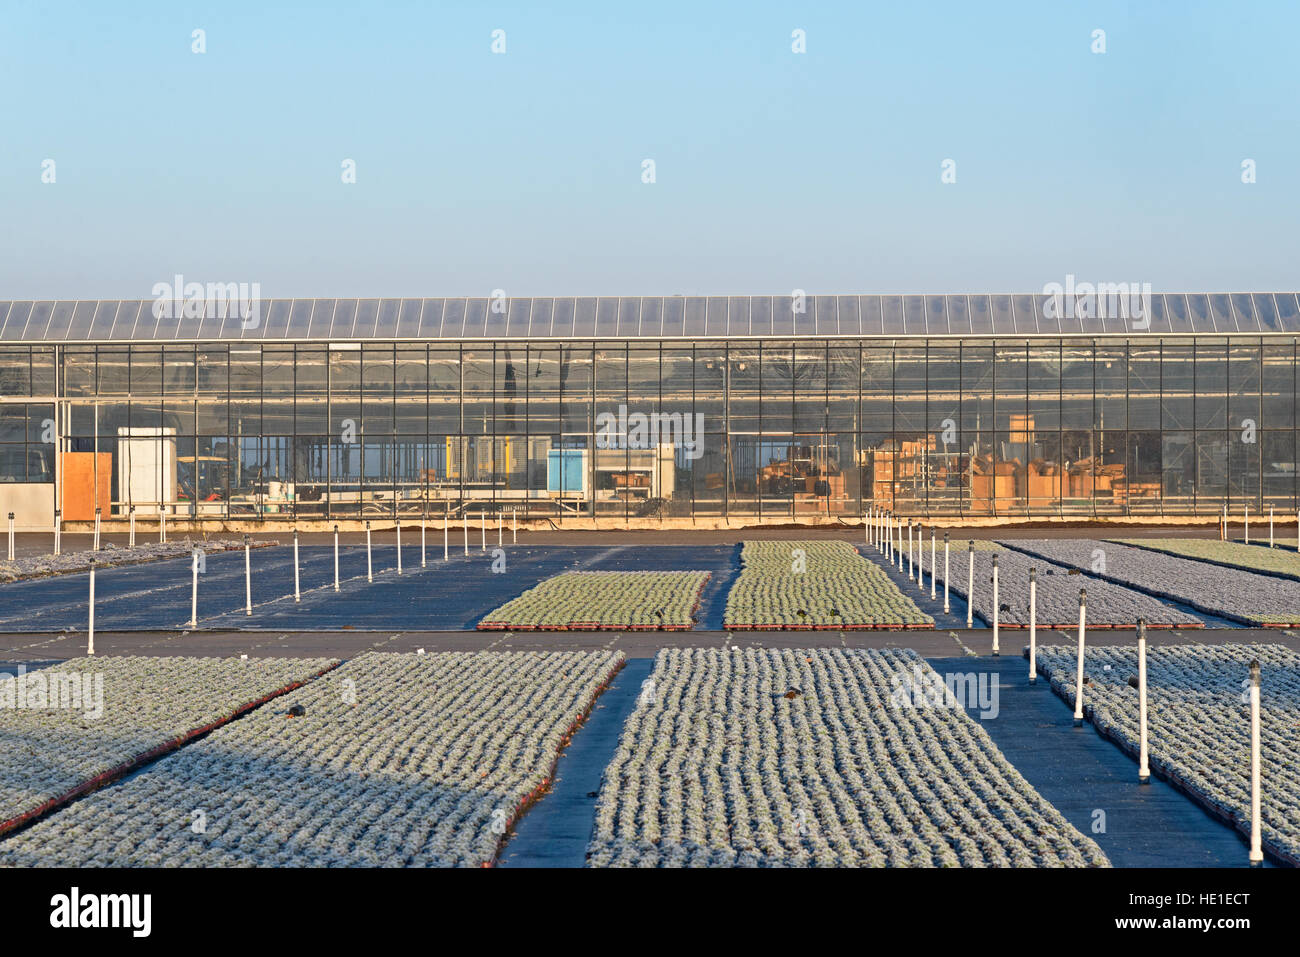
1,1,1296,299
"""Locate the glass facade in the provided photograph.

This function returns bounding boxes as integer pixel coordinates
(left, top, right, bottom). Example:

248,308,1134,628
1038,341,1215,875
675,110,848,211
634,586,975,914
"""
1,334,1296,521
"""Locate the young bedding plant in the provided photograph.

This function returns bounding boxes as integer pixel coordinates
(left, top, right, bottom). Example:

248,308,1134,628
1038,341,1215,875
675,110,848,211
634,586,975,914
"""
587,647,1108,867
479,570,710,630
1004,539,1300,626
1112,538,1300,583
0,656,339,838
724,540,932,629
0,650,624,867
1035,642,1300,865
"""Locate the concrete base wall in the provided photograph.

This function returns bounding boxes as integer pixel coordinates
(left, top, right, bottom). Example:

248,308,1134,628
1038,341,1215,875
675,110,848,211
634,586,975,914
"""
0,484,55,531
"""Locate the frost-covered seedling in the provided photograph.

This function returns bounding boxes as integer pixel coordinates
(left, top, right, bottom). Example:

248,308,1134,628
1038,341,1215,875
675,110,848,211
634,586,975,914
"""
480,571,709,630
1006,539,1300,626
0,539,268,584
724,541,932,629
0,650,623,867
1036,643,1300,863
0,656,337,836
1113,539,1300,583
587,647,1108,868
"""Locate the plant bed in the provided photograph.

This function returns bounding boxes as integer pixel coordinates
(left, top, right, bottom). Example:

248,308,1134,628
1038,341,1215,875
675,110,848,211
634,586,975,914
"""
477,571,710,631
1112,538,1300,584
723,541,933,630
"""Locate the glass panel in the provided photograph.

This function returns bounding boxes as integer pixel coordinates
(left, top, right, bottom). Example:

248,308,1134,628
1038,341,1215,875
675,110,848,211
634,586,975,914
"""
852,296,878,336
573,298,597,337
1,302,33,340
0,304,9,338
418,299,445,337
1143,294,1170,334
1185,294,1212,332
330,299,358,338
397,298,423,338
133,301,165,340
550,297,575,337
1099,292,1130,335
683,297,706,337
352,299,380,337
505,299,532,337
88,301,119,339
945,295,969,335
924,295,947,335
1275,293,1300,332
990,295,1014,334
746,296,770,336
262,300,290,338
526,298,553,337
661,296,684,337
287,299,314,338
45,302,75,340
65,301,97,339
593,298,618,336
771,296,795,336
374,298,402,337
836,295,860,336
483,297,508,338
1012,294,1038,334
638,297,662,336
1209,294,1236,333
1167,293,1193,333
1254,293,1283,333
194,299,224,340
881,296,905,335
706,297,728,336
968,294,992,334
902,295,925,336
306,299,335,339
108,301,140,340
1231,293,1260,333
814,296,838,335
728,296,750,336
439,299,466,338
617,297,640,336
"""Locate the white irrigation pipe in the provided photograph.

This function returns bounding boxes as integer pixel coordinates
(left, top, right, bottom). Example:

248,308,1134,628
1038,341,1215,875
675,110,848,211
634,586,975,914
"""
512,508,518,544
159,507,165,544
443,510,449,561
480,512,486,552
332,524,340,592
93,508,101,551
463,515,469,556
6,512,13,561
497,512,502,548
907,523,914,581
128,506,135,548
293,529,301,601
1073,588,1087,727
1028,567,1037,684
243,536,252,616
421,514,427,568
930,528,937,600
1249,659,1263,867
54,510,61,556
942,533,950,614
365,521,373,582
966,541,974,629
1137,618,1149,784
190,547,200,628
1269,505,1274,548
1244,504,1249,544
396,522,402,576
86,557,95,656
864,508,869,545
991,553,1000,656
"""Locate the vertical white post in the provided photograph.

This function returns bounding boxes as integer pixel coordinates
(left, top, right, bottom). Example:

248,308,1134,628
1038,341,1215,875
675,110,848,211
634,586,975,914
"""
444,510,449,561
864,508,869,545
365,521,373,583
480,512,486,552
54,509,61,556
159,507,165,544
6,512,13,561
907,523,914,581
87,557,95,656
128,506,135,548
1244,505,1249,544
243,535,252,616
396,522,402,576
293,529,301,601
1028,567,1037,683
191,547,200,628
929,529,937,600
333,524,340,592
1073,588,1087,727
966,542,974,629
498,512,502,547
942,533,950,614
896,519,903,571
1269,505,1274,548
421,514,427,568
463,515,469,556
1249,659,1263,867
93,508,101,551
512,508,517,544
991,553,1000,656
1137,618,1149,784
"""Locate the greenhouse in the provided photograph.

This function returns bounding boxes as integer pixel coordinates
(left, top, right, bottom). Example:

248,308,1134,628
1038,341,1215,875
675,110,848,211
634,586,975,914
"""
0,292,1298,527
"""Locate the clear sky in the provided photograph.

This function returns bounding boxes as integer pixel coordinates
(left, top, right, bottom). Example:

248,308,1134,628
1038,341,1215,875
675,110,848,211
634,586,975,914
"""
2,0,1296,299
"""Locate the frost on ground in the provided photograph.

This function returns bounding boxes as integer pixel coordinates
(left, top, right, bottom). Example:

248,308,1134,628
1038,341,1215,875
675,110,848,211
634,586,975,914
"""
724,541,933,629
479,571,709,630
0,656,337,835
0,650,623,867
0,540,266,583
1114,538,1300,583
1003,539,1300,626
587,648,1108,867
1036,643,1300,863
939,547,1200,628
